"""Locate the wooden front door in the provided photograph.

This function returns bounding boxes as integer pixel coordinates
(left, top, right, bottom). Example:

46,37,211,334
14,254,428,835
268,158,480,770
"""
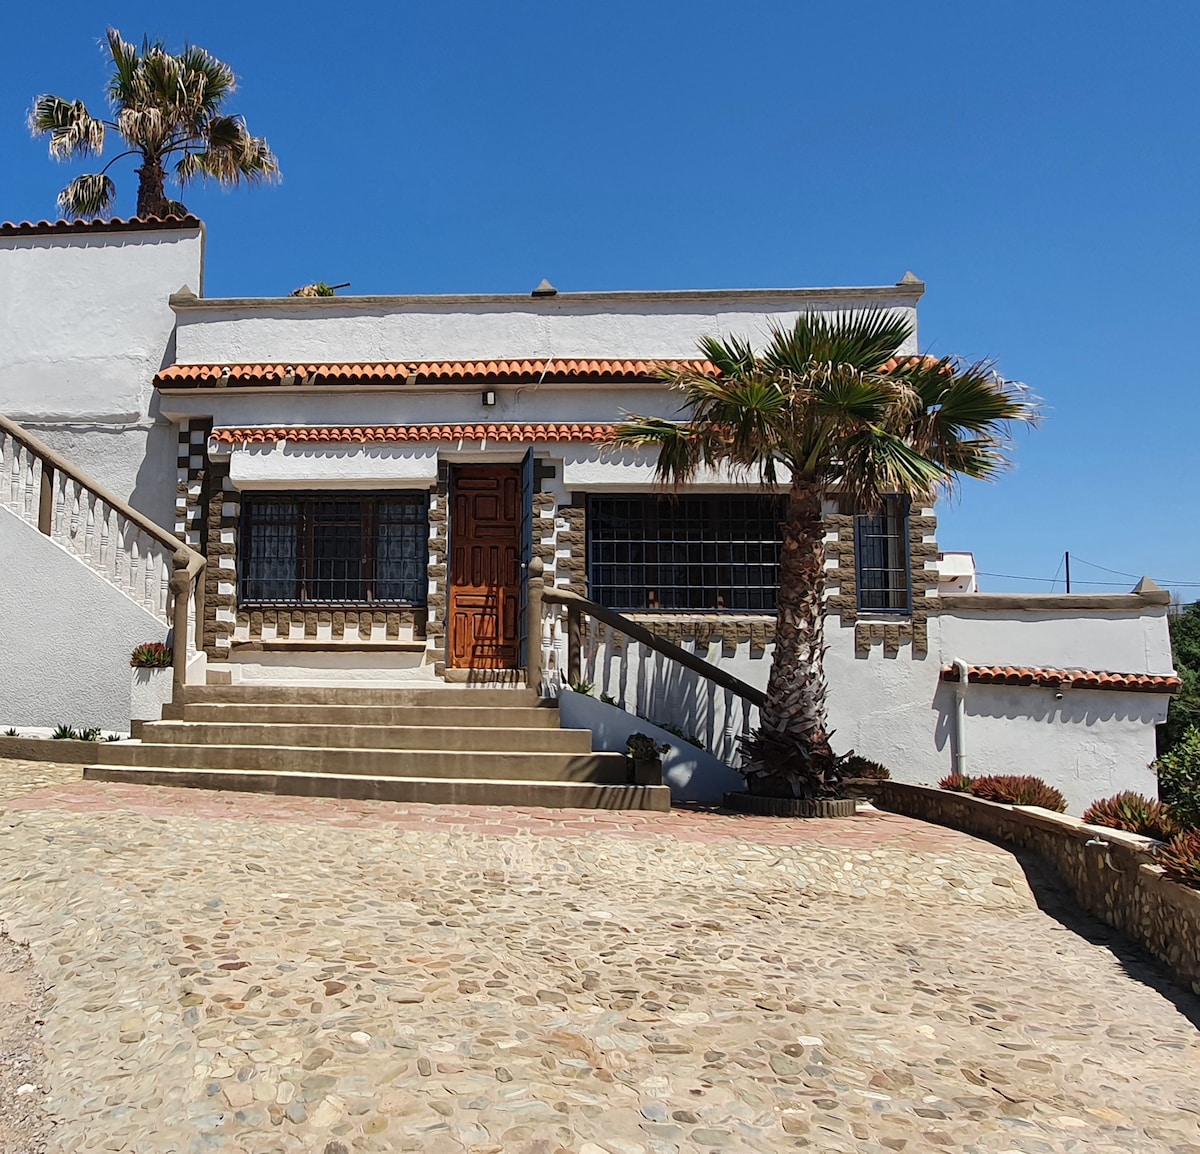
449,466,522,668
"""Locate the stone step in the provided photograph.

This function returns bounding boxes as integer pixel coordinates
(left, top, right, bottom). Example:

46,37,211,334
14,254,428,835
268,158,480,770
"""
177,685,543,708
95,742,628,783
141,721,592,754
82,765,671,811
161,703,563,729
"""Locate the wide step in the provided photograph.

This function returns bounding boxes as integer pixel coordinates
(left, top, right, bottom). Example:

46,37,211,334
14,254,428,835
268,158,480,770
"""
142,721,592,753
178,685,543,708
96,742,628,782
163,703,562,728
83,766,670,811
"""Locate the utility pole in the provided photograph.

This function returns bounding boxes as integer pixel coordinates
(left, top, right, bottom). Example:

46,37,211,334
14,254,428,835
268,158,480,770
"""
1065,551,1071,594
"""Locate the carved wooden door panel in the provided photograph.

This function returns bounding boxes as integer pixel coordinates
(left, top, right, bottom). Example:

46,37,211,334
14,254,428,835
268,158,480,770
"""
449,466,522,668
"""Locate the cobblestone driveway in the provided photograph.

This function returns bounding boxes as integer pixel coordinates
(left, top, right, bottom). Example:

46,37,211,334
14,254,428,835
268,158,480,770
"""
1,759,1198,1154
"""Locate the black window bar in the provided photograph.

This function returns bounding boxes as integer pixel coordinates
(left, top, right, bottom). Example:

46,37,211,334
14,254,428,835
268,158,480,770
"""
854,496,912,612
239,493,428,606
588,494,786,612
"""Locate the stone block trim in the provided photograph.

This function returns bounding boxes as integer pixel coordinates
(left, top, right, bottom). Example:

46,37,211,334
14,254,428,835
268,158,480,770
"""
233,607,427,644
175,418,212,551
424,468,450,659
827,504,938,656
201,455,237,659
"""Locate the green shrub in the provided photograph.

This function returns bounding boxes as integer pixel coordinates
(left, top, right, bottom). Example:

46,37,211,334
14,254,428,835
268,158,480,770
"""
1154,725,1200,831
130,641,172,668
1082,792,1179,841
599,692,620,707
2,728,17,738
568,679,594,696
51,724,78,740
938,772,974,792
626,733,669,762
969,774,1068,812
1156,829,1200,889
655,722,704,749
842,754,890,780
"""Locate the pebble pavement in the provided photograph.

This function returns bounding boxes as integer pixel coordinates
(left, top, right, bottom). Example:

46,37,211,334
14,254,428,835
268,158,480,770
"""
1,758,1198,1154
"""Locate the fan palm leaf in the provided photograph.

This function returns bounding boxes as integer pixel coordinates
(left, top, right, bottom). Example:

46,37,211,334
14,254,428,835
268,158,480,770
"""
30,26,279,219
611,309,1038,797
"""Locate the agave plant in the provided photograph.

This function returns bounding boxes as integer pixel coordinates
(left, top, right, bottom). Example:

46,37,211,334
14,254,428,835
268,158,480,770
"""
969,774,1068,812
30,28,278,219
1082,792,1179,841
612,310,1036,800
938,772,975,792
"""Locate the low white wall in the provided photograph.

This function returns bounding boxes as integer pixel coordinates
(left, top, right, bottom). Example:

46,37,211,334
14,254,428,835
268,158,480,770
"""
225,441,440,489
173,287,922,366
557,687,745,803
0,507,166,730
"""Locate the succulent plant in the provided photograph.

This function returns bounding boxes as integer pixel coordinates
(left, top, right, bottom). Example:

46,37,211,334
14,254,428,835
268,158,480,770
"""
969,774,1068,812
938,772,975,792
1082,792,1179,841
1156,829,1200,889
842,754,890,780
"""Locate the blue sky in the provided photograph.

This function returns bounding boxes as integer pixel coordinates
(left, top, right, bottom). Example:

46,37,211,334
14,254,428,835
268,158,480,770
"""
2,2,1197,599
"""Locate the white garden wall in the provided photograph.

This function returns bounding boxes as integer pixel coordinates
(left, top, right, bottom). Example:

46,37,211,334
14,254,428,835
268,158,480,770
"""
0,223,204,528
0,506,166,730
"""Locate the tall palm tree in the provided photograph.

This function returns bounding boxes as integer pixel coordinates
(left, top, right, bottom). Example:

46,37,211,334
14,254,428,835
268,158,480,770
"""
30,28,279,220
612,309,1038,799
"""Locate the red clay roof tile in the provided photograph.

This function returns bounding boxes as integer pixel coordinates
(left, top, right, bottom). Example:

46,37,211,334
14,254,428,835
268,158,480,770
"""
941,664,1180,694
156,359,715,388
0,215,201,238
210,424,618,445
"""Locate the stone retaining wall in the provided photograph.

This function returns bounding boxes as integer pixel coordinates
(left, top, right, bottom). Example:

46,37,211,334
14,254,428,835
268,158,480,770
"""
873,780,1200,996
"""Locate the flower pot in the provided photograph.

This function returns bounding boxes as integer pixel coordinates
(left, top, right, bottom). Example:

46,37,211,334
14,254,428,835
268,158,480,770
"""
629,757,664,786
723,792,856,818
131,666,174,724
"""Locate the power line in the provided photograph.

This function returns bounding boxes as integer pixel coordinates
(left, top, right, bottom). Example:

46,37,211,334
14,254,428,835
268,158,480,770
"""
976,569,1200,588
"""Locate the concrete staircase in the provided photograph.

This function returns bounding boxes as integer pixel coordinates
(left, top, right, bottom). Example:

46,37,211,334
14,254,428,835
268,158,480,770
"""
82,684,670,811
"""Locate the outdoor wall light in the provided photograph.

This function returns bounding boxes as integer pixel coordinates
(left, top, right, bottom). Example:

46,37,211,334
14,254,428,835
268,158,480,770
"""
482,389,497,406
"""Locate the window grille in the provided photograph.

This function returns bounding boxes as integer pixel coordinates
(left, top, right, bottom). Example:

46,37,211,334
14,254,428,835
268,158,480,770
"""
855,496,911,612
240,493,428,605
588,494,785,612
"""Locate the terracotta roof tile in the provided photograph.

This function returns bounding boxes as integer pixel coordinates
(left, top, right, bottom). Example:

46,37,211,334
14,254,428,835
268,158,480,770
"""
210,423,618,446
0,214,201,238
941,664,1180,694
156,359,715,388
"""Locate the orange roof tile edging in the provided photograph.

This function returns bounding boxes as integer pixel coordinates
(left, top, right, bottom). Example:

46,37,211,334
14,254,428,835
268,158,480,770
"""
157,359,716,387
0,215,201,238
941,664,1180,694
211,424,619,445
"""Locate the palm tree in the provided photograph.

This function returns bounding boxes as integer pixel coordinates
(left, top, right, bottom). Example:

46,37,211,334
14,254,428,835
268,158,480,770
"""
612,309,1038,799
30,28,279,220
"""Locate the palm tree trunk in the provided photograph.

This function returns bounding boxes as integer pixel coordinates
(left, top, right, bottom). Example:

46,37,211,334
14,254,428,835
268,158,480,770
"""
747,478,837,796
135,156,168,218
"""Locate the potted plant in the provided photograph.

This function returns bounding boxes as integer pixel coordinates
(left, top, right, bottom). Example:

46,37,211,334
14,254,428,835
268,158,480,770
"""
626,733,669,786
130,641,173,724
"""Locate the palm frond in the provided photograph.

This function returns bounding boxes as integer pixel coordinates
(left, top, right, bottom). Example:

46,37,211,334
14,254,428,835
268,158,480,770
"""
765,308,913,378
180,117,280,185
29,95,106,158
105,28,144,106
57,173,116,219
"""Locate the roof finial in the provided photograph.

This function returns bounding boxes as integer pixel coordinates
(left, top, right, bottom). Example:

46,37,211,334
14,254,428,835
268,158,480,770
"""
532,278,558,297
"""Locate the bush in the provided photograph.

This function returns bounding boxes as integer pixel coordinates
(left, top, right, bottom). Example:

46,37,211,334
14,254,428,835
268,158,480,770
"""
1156,829,1200,889
1154,725,1200,831
842,754,890,780
51,724,78,740
626,733,669,761
938,773,974,792
130,641,172,669
969,774,1068,812
1082,792,1179,841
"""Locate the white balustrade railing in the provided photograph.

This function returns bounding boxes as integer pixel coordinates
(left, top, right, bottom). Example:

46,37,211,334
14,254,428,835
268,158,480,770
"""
0,414,205,689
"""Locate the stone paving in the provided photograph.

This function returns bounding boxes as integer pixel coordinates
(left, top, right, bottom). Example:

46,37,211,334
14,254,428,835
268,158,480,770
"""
1,757,1199,1154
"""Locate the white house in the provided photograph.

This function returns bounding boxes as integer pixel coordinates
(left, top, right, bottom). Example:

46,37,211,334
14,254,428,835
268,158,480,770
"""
0,217,1177,813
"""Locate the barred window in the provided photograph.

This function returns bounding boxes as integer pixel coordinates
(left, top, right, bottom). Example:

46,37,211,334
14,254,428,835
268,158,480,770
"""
240,493,428,605
855,496,911,612
588,494,785,612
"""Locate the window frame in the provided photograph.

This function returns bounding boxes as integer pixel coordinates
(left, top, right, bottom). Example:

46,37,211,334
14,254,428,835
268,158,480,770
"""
585,492,786,614
853,495,912,614
238,490,430,608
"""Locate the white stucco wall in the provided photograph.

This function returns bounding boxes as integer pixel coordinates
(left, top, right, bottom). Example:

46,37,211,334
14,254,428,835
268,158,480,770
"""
224,441,440,489
0,226,204,526
172,286,922,366
0,506,166,729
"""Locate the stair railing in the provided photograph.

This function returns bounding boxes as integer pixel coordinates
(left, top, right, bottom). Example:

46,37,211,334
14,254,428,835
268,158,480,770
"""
0,413,205,692
526,558,765,755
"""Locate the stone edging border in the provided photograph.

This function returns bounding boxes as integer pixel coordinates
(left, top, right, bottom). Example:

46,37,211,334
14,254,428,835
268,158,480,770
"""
0,737,103,765
871,780,1200,997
